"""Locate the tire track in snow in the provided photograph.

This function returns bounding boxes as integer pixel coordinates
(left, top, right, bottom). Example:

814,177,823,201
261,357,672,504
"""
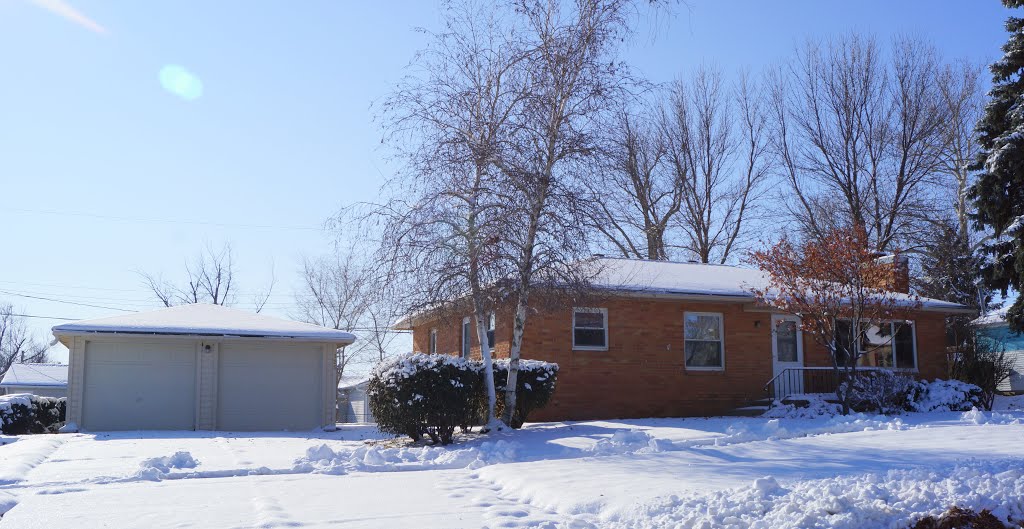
214,437,300,529
437,469,573,529
0,435,69,518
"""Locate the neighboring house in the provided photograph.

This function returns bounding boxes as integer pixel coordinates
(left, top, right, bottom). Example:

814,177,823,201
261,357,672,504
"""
337,376,374,423
975,306,1024,393
51,304,355,432
398,257,972,421
0,363,69,398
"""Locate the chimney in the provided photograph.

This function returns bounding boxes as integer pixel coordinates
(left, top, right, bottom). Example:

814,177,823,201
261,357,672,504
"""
872,253,910,294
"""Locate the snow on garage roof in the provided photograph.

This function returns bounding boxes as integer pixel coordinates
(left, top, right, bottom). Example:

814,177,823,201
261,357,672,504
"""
0,363,68,388
52,303,357,343
591,257,968,311
337,375,369,390
973,305,1010,328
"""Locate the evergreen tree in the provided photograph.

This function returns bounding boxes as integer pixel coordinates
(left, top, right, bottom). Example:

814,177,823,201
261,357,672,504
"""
915,218,992,345
970,0,1024,333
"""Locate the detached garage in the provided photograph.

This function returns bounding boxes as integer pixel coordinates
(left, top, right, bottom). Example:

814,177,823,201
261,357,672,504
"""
52,304,355,432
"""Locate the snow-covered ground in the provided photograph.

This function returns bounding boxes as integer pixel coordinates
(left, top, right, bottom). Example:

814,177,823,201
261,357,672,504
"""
1,397,1023,528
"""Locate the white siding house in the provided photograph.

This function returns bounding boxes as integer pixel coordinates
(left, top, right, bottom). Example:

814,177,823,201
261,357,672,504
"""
337,376,374,423
52,304,356,432
976,307,1024,393
0,363,68,398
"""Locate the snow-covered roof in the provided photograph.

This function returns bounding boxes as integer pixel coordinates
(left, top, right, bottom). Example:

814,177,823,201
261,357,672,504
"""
337,376,369,390
394,258,971,328
973,306,1010,328
52,304,357,343
0,363,68,388
588,257,968,311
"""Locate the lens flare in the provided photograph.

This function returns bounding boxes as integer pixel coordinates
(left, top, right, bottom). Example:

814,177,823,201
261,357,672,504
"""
159,65,203,101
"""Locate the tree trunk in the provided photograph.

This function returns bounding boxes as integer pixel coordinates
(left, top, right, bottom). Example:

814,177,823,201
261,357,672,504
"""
473,306,499,428
503,293,529,426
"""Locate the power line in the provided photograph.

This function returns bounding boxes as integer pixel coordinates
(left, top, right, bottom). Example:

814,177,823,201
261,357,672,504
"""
0,280,324,300
0,290,134,312
0,280,139,292
4,207,325,232
9,313,76,321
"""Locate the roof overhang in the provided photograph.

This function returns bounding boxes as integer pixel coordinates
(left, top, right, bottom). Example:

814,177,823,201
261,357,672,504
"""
0,382,67,388
394,288,974,330
52,330,356,349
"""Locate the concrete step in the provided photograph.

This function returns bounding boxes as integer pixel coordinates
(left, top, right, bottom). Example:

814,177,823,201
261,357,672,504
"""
781,395,842,408
725,405,770,417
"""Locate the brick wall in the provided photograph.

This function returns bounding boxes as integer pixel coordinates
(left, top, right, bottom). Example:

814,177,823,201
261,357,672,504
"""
412,297,952,421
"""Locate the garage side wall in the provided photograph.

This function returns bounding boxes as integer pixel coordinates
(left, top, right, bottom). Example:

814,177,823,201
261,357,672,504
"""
67,336,86,426
322,344,336,428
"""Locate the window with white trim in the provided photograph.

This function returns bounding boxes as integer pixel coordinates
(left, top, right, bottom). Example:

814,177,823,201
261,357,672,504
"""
834,320,917,369
461,317,471,359
572,308,608,350
486,312,496,353
684,312,724,369
429,328,437,355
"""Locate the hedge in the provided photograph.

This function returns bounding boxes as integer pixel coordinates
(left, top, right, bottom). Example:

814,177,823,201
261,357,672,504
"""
487,359,559,429
0,394,66,435
368,353,483,445
368,353,560,443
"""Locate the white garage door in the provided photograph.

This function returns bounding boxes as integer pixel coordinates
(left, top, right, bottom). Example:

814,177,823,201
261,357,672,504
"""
217,343,323,431
83,340,196,431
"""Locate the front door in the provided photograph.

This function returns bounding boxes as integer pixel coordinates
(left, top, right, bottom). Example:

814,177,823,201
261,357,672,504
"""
771,315,804,399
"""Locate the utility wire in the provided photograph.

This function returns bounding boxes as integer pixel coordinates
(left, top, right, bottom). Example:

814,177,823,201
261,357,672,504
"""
0,290,134,312
4,207,324,232
9,313,76,321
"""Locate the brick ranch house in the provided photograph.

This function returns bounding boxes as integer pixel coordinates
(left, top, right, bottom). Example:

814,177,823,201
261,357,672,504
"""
397,257,972,421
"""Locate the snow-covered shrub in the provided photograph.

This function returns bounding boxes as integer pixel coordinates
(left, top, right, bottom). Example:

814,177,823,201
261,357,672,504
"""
950,333,1014,410
487,359,559,428
908,379,984,412
763,394,841,418
368,353,482,445
0,394,66,435
844,370,916,414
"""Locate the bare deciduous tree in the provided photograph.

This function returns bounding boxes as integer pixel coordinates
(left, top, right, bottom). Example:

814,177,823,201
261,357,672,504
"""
770,34,947,252
140,242,275,312
297,250,401,382
0,304,48,378
664,67,770,263
587,102,679,260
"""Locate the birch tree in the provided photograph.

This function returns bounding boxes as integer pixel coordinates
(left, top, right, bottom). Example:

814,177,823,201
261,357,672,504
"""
495,0,658,425
378,0,528,428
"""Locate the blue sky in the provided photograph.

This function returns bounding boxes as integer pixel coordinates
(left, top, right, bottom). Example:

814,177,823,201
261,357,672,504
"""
0,0,1012,362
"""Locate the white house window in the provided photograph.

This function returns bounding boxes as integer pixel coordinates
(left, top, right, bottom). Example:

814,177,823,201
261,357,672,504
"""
775,320,799,363
572,308,608,350
835,320,916,369
429,328,437,355
486,312,496,352
461,317,471,359
684,312,724,369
